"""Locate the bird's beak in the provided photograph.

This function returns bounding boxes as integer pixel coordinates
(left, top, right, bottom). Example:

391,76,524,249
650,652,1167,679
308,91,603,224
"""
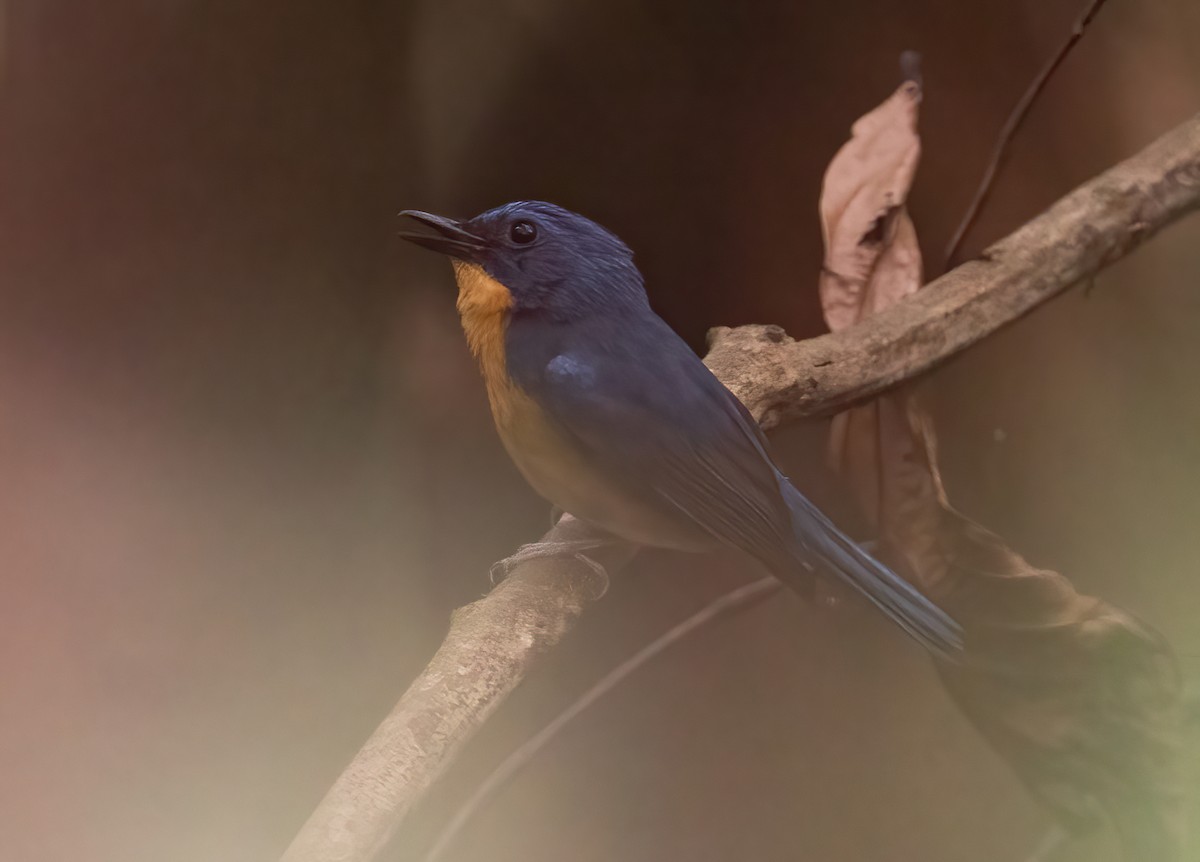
398,210,486,261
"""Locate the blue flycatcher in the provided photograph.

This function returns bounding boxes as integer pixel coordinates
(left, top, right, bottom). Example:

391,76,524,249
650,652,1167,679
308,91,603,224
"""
400,201,959,656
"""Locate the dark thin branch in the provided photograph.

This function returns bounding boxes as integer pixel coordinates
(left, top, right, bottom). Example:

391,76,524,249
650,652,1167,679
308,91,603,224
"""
421,577,780,862
943,0,1110,270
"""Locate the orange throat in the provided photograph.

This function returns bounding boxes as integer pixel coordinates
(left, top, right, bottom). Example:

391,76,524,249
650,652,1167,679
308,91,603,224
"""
452,261,518,421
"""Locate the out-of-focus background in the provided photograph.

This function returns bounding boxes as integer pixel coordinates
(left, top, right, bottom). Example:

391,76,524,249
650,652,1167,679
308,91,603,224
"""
1,2,1197,860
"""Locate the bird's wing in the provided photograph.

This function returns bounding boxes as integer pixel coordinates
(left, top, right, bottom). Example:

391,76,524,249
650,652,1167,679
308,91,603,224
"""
529,322,798,567
516,317,961,657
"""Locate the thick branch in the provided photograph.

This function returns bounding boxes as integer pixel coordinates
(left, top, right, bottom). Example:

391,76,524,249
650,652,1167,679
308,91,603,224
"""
282,112,1200,861
706,112,1200,429
282,515,635,862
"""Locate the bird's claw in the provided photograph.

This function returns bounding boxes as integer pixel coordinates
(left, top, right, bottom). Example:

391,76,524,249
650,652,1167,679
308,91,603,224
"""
489,538,611,599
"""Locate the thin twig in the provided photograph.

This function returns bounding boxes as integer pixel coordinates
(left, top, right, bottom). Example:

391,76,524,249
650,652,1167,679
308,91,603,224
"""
421,576,781,862
943,0,1111,270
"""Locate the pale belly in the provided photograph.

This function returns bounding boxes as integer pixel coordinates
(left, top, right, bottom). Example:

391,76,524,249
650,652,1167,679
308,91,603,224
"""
493,388,714,552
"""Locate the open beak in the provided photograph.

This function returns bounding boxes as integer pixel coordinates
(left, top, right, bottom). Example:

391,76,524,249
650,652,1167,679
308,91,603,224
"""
398,210,486,261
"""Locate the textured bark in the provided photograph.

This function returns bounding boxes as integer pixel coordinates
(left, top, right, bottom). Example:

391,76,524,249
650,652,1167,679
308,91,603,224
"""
281,515,634,862
705,112,1200,429
282,112,1200,861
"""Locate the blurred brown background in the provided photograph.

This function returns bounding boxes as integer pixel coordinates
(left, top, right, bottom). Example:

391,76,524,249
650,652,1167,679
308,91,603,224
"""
0,2,1197,860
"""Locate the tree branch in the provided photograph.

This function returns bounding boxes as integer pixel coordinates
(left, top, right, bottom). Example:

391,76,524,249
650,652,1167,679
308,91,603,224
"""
281,112,1200,862
281,515,634,862
706,112,1200,430
421,576,780,862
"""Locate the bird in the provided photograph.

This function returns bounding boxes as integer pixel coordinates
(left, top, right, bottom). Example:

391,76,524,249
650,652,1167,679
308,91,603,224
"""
399,200,960,656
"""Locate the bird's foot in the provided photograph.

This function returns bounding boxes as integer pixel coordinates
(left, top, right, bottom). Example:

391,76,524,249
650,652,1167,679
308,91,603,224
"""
489,536,612,599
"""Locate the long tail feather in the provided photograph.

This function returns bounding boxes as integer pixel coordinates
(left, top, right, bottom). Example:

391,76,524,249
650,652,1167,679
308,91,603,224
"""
778,479,962,658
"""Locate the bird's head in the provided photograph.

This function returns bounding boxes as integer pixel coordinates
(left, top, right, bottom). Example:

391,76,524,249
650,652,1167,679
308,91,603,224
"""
399,201,647,322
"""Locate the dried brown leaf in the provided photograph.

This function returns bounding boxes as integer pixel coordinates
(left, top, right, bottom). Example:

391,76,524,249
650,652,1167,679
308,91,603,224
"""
818,77,930,543
817,71,1187,858
819,79,922,332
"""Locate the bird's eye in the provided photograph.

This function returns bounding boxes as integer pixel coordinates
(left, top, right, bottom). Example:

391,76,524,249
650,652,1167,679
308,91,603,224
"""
510,220,537,244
